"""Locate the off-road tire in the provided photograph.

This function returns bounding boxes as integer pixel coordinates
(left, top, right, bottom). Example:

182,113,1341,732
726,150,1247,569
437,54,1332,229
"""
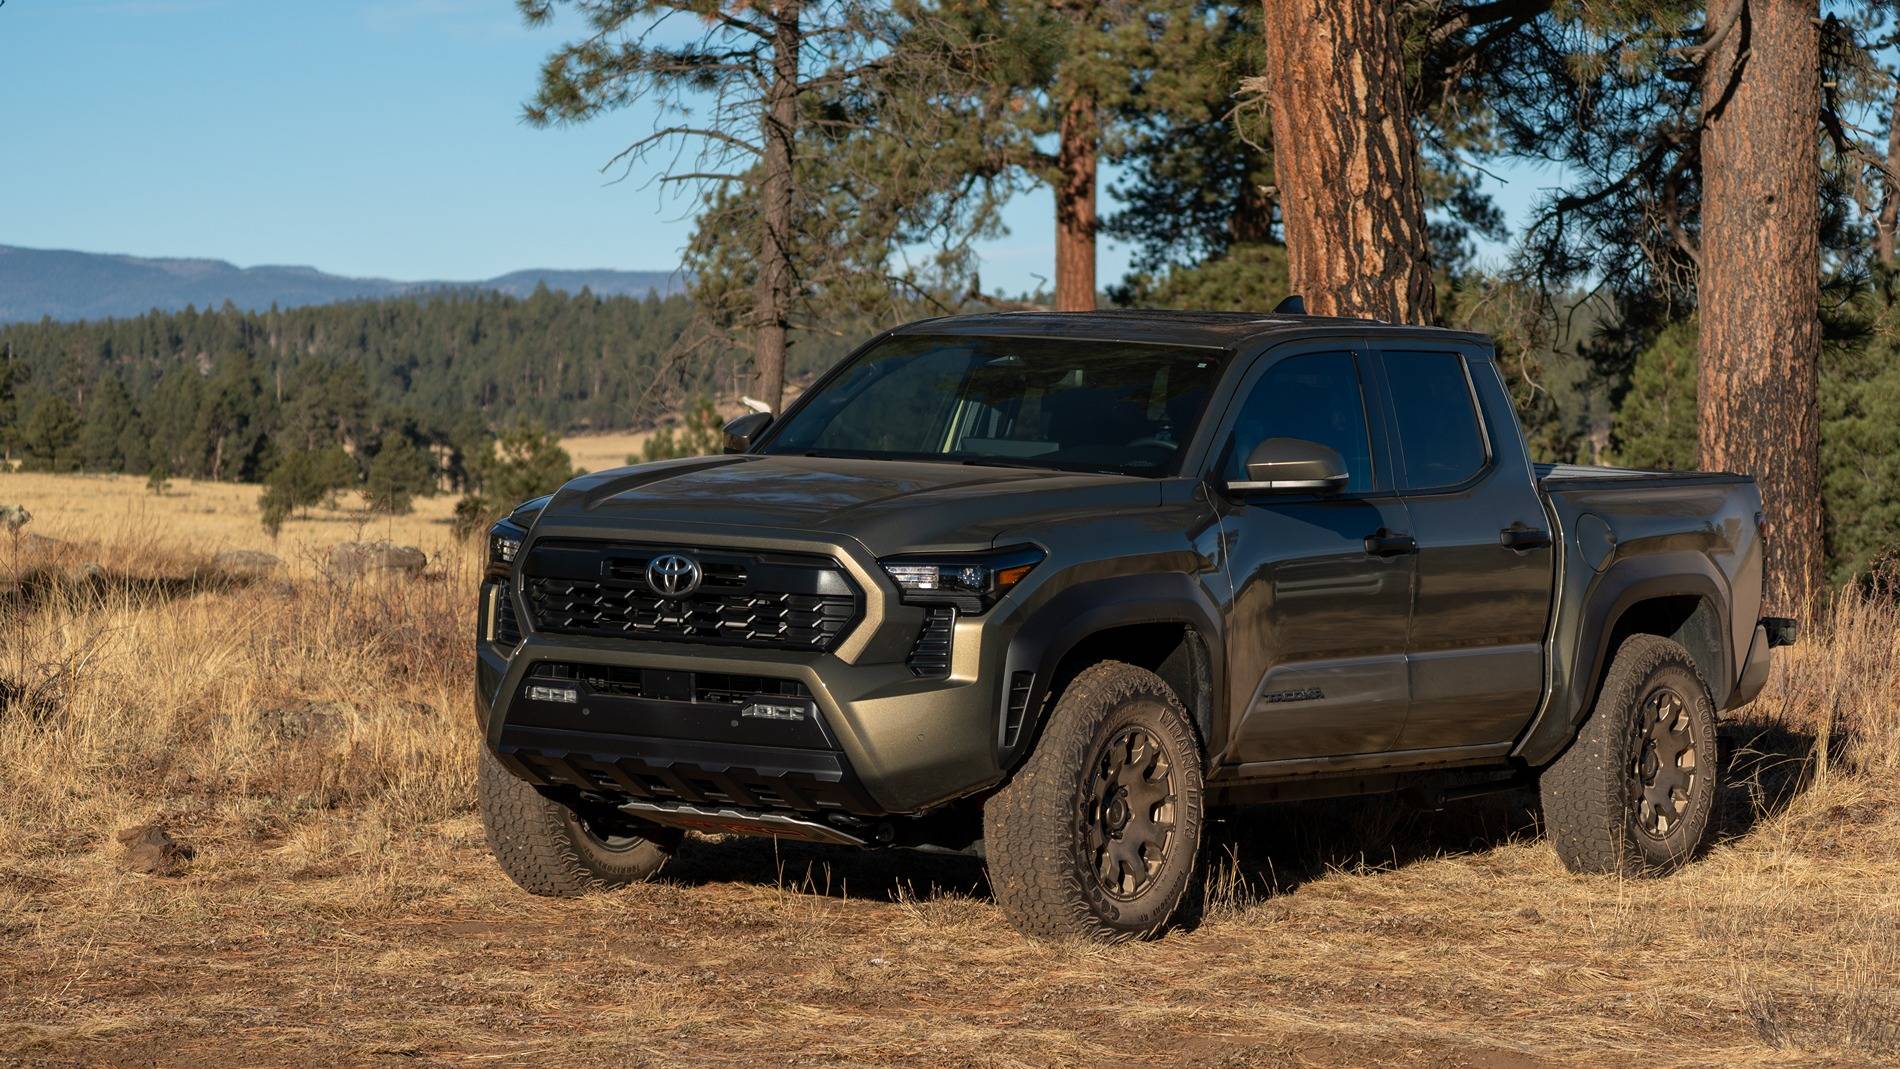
984,661,1205,941
1541,634,1718,876
478,747,680,896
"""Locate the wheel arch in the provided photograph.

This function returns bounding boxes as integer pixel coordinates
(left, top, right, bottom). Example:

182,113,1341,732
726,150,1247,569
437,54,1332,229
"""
999,573,1223,772
1516,550,1735,766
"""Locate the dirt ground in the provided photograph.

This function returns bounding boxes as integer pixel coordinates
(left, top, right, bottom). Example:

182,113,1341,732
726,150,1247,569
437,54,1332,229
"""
0,482,1895,1068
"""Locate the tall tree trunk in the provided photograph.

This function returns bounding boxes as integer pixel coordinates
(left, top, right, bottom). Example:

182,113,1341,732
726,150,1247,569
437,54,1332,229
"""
1699,0,1823,614
1053,88,1098,312
1257,0,1437,324
753,0,800,414
1878,97,1900,266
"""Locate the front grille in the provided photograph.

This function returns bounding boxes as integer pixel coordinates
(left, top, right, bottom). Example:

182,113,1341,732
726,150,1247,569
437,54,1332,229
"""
907,606,955,677
522,541,860,652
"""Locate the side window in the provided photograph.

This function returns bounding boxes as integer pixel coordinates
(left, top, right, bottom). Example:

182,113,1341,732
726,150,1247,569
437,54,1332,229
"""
1383,351,1489,489
1223,351,1374,492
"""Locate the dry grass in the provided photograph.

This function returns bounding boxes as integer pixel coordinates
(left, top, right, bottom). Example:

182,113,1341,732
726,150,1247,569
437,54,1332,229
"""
0,430,668,581
0,482,1895,1068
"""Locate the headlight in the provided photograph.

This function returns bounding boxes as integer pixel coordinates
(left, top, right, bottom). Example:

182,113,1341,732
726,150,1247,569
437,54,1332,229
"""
487,518,525,580
879,545,1044,613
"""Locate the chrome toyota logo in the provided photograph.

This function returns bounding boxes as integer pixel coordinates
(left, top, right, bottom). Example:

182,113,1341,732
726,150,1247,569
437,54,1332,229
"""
645,553,702,597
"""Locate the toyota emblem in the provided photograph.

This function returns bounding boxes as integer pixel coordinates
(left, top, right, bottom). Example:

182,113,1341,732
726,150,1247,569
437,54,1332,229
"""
646,553,702,598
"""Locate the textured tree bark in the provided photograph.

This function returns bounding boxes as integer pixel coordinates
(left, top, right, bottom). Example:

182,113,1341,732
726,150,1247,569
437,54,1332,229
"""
752,0,800,414
1879,101,1900,266
1257,0,1437,324
1699,0,1824,613
1053,88,1098,312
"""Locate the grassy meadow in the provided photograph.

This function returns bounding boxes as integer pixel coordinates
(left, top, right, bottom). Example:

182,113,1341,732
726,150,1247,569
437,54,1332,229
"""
0,466,1895,1067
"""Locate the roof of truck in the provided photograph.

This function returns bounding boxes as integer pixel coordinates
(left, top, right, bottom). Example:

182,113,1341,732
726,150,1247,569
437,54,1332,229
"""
889,309,1488,349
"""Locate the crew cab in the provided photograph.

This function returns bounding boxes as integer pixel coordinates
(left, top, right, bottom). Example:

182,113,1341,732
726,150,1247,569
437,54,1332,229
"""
474,309,1794,940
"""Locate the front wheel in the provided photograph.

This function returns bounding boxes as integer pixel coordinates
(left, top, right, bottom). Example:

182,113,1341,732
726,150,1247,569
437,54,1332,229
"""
983,661,1205,941
478,747,681,896
1540,634,1719,876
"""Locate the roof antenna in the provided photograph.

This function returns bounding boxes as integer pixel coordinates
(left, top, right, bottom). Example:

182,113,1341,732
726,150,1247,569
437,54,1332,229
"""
1273,294,1306,315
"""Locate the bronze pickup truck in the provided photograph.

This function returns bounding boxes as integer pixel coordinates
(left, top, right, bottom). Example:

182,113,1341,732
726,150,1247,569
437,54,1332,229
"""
473,308,1795,941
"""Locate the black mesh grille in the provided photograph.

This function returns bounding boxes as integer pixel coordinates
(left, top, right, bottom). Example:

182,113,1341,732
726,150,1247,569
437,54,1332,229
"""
489,582,524,646
521,541,860,652
906,606,955,677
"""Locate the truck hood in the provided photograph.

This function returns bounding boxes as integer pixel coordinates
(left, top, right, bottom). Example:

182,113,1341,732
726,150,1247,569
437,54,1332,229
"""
536,454,1164,555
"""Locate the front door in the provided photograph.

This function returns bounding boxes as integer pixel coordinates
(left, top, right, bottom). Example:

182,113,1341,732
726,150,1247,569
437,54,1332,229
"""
1215,347,1416,764
1373,347,1556,751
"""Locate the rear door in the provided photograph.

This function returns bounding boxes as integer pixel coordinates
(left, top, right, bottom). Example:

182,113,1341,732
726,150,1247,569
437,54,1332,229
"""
1371,346,1555,751
1213,343,1416,764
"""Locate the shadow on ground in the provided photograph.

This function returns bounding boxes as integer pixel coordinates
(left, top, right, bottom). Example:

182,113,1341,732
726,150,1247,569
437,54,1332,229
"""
649,717,1831,914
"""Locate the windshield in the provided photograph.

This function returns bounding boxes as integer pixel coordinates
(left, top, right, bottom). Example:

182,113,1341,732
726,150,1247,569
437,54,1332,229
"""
760,334,1225,477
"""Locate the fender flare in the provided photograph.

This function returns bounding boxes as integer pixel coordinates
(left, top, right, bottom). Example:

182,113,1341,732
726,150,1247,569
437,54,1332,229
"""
1515,549,1734,766
997,571,1225,770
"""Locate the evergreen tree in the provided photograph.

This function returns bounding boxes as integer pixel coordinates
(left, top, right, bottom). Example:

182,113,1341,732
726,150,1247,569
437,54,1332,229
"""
639,399,725,462
522,1,1009,413
18,393,81,472
454,423,579,534
1613,320,1699,471
364,439,434,516
258,445,357,533
78,375,135,472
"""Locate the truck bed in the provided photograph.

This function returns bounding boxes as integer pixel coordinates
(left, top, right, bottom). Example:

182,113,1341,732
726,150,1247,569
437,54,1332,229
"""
1512,461,1766,765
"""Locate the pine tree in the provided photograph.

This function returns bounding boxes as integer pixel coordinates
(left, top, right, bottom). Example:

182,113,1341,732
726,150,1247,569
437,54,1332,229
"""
18,393,80,472
365,439,434,516
454,423,580,534
1614,320,1699,471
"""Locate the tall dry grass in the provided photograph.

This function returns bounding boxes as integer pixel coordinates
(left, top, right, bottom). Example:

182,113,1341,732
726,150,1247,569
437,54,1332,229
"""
0,518,1895,1066
0,529,479,876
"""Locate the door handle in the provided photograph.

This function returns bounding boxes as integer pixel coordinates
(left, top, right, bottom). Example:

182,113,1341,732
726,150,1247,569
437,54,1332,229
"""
1499,523,1553,551
1363,529,1417,557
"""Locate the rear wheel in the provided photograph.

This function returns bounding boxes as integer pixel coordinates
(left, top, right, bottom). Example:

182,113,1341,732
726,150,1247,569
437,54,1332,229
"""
1540,635,1718,876
478,747,681,896
983,661,1205,941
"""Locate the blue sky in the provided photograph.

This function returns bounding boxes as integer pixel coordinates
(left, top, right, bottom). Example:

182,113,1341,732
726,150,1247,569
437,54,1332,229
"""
1,0,1544,293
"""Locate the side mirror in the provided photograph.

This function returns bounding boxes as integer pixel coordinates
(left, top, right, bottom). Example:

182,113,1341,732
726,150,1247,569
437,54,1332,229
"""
1226,437,1349,493
723,411,773,454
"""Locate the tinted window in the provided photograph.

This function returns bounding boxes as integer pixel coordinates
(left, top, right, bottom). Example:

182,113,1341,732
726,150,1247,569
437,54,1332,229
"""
762,335,1223,476
1223,352,1373,492
1384,351,1488,489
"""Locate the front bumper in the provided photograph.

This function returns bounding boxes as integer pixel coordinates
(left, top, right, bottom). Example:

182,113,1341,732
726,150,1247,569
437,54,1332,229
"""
474,531,1030,818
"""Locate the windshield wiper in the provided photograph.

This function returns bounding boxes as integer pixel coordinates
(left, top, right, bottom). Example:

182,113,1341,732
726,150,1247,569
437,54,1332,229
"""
957,457,1123,476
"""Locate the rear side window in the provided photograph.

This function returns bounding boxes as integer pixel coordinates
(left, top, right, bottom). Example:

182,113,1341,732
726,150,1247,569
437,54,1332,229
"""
1384,352,1488,490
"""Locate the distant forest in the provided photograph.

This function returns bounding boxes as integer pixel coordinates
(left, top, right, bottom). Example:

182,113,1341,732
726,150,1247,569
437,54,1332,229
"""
0,287,858,485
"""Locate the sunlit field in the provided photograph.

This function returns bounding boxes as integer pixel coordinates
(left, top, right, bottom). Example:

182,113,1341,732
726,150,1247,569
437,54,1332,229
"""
0,432,652,580
0,472,1895,1067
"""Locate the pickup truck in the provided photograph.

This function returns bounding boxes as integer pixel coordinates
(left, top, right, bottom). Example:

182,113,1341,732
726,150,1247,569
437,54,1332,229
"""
473,309,1796,941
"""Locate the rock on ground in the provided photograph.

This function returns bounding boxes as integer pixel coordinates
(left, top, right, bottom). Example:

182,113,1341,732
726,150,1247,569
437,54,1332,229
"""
328,541,427,578
115,823,195,877
212,549,282,576
255,699,350,745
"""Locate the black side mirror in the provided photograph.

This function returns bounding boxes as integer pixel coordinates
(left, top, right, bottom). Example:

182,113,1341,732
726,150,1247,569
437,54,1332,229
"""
1226,437,1349,493
723,411,773,454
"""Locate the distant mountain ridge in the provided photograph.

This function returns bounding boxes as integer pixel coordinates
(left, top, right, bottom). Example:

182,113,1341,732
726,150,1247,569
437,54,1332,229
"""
0,244,686,323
